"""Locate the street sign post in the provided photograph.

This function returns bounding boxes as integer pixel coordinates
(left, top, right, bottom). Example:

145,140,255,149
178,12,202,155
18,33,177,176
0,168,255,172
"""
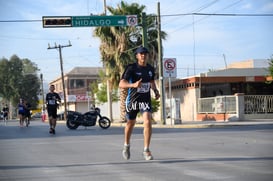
163,58,177,125
163,58,177,78
43,15,138,28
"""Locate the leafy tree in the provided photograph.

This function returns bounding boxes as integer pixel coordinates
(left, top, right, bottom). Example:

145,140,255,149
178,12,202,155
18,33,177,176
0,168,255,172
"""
0,58,12,101
90,82,119,105
22,58,39,74
93,1,167,122
89,70,119,105
0,55,40,109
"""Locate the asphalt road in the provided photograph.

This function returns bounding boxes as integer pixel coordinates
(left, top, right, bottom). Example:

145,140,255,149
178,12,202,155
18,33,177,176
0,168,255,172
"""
0,120,273,181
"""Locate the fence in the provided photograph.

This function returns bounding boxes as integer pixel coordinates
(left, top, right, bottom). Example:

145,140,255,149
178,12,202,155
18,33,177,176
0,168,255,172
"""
198,96,236,114
198,95,273,120
244,95,273,114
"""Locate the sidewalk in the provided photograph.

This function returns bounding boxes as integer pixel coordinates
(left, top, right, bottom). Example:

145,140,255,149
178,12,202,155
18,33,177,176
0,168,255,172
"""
111,119,273,128
7,118,271,129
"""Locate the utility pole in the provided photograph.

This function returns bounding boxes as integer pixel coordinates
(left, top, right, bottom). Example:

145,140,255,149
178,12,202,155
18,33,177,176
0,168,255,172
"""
48,41,72,120
103,0,107,15
40,73,45,111
141,12,148,48
157,2,166,124
102,0,113,122
141,9,165,124
223,54,228,69
40,73,46,122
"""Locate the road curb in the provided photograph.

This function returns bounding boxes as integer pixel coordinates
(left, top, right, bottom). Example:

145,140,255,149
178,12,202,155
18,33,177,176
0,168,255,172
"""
110,121,273,129
38,118,273,129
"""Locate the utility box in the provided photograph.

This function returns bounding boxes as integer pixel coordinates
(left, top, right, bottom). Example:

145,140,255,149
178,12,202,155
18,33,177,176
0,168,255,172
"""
165,98,181,125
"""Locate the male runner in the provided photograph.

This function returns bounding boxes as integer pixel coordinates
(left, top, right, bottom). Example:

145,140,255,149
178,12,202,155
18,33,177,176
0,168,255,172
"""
119,46,160,160
46,85,61,134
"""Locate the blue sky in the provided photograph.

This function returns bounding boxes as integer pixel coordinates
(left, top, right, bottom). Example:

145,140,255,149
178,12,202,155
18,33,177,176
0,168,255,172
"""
0,0,273,83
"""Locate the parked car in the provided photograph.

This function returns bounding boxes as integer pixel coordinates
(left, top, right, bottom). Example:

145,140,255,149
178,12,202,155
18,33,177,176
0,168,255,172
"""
32,112,42,119
57,111,74,120
0,111,3,120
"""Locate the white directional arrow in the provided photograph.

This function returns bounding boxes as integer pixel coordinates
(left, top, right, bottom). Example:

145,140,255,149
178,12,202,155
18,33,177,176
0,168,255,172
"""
118,20,125,24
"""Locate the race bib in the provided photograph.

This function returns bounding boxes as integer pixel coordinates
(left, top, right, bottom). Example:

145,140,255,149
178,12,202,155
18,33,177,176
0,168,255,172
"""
137,82,150,93
48,100,56,105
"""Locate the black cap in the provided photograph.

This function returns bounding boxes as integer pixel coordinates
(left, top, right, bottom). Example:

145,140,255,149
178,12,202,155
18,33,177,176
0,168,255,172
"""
135,46,149,54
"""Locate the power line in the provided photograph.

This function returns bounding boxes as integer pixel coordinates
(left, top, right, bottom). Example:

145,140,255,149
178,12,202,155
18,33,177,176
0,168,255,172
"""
160,13,273,17
0,20,41,23
160,0,243,36
192,0,219,12
0,13,272,23
193,13,273,16
160,0,219,27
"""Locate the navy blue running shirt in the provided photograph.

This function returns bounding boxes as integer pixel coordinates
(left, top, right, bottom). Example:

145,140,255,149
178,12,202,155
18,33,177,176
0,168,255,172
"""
46,92,61,109
121,62,155,117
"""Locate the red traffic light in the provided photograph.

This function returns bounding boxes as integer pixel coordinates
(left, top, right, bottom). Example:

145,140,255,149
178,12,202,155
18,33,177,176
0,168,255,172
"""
42,16,72,28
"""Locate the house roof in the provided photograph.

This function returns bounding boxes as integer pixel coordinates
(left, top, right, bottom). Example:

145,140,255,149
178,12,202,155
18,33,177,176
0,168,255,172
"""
205,68,268,77
66,67,104,75
227,59,269,69
169,67,269,88
50,67,104,84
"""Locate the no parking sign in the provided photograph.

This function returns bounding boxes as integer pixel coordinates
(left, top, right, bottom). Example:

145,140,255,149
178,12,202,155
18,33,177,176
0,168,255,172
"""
163,58,177,78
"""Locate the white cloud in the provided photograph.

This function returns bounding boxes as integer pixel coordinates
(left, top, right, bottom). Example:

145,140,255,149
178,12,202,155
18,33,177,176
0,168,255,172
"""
262,2,273,12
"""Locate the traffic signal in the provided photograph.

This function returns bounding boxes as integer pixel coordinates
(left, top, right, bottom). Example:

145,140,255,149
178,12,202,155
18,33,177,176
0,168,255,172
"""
42,16,72,28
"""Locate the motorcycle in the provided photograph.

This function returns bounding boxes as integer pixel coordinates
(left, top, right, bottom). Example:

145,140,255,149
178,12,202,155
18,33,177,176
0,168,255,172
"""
66,107,111,130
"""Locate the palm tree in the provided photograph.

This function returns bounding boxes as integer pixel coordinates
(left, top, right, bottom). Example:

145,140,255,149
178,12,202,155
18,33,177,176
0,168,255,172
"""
93,1,167,122
269,55,273,78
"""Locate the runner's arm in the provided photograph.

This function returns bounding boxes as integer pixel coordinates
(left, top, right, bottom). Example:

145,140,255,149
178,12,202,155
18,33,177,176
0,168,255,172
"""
119,79,142,89
150,80,160,99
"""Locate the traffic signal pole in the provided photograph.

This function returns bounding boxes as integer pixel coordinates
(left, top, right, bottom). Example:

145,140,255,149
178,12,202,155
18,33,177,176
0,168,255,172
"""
157,2,166,124
48,42,72,120
43,14,138,123
141,9,166,124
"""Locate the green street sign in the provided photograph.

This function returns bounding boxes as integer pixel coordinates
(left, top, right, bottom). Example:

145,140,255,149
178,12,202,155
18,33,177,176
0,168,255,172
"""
72,15,138,27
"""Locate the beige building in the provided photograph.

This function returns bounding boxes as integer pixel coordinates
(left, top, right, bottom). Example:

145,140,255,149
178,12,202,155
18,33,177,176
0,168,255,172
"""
163,59,272,122
49,67,103,114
